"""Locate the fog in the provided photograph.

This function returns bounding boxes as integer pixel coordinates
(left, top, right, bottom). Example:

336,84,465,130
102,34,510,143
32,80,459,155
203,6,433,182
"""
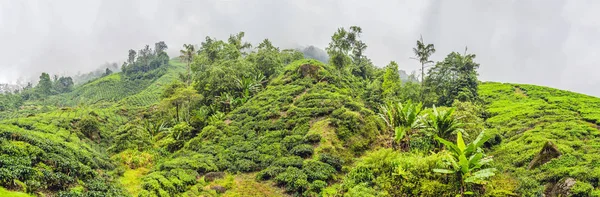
1,0,599,96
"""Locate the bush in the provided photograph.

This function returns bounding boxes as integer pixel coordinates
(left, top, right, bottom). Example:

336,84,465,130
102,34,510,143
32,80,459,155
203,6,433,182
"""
291,144,314,158
273,156,304,168
256,166,286,181
75,116,101,141
303,160,336,181
304,133,321,144
318,153,343,171
571,181,594,197
274,167,309,193
309,180,327,193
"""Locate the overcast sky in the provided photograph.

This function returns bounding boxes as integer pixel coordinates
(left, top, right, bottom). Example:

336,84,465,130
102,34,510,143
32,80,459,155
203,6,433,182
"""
1,0,599,96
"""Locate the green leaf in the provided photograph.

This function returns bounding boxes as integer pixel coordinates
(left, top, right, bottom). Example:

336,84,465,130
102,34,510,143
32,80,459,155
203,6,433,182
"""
433,168,455,174
435,136,460,155
394,127,406,142
464,168,496,183
459,154,469,174
457,132,466,152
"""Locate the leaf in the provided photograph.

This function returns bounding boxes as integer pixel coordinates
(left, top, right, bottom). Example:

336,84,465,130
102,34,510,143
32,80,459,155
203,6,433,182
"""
435,136,460,156
457,132,466,152
394,127,406,142
459,154,469,174
464,168,496,183
433,168,455,174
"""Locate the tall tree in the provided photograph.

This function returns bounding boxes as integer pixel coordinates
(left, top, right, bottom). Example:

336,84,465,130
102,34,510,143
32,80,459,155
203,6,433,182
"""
326,26,365,73
180,44,196,85
128,49,137,65
54,76,74,93
252,39,283,79
155,41,168,54
411,36,436,101
425,51,480,106
381,61,402,101
36,72,53,96
228,32,252,55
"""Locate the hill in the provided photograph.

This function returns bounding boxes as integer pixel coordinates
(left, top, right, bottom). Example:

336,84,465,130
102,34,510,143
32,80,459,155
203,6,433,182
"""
1,29,600,197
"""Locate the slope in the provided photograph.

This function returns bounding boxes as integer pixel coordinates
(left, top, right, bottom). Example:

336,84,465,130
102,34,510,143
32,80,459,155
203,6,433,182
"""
137,59,385,196
480,82,600,196
0,59,186,196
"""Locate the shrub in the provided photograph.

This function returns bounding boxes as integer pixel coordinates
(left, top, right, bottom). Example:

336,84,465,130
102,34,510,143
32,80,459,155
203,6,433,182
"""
309,180,327,193
274,167,309,193
304,133,321,144
256,166,286,181
571,181,594,197
318,153,343,171
273,156,304,168
303,160,336,181
291,144,314,158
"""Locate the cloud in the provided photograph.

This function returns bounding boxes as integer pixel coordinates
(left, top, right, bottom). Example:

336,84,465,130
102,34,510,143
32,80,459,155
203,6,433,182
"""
1,0,599,96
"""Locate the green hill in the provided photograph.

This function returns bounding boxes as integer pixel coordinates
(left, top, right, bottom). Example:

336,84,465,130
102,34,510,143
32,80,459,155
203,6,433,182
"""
1,31,600,197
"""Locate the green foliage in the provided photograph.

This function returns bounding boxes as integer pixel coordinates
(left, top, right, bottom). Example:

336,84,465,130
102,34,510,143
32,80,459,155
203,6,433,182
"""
425,52,480,106
378,100,424,150
342,149,454,196
424,105,464,142
381,61,402,100
75,115,101,141
0,116,126,196
274,167,309,193
302,160,336,181
434,131,496,196
122,42,170,80
571,181,594,197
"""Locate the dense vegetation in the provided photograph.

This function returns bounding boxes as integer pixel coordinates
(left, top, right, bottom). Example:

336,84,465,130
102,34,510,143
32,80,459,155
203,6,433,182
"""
1,26,599,197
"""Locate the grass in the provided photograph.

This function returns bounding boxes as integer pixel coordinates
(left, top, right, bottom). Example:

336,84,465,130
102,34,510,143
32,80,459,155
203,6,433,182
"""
480,82,600,195
210,173,288,197
120,167,150,196
0,187,32,197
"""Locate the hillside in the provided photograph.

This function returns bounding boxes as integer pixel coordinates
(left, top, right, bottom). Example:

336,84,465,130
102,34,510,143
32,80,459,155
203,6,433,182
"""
1,29,600,197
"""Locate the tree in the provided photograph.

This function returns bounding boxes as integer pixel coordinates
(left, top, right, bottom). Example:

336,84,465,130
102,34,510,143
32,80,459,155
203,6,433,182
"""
411,36,436,101
155,41,168,54
381,61,402,101
104,68,113,76
326,26,365,72
378,100,424,151
424,51,480,106
128,49,137,64
252,39,283,79
54,76,74,93
228,31,252,54
161,84,202,123
424,105,465,143
180,44,196,85
433,131,496,197
36,72,53,96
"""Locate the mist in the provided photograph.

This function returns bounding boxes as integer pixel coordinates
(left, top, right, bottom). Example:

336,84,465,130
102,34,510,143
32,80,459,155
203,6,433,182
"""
1,0,599,96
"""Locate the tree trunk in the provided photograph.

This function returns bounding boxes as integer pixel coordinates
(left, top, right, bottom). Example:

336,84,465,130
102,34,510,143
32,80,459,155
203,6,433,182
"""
187,62,191,86
421,62,425,102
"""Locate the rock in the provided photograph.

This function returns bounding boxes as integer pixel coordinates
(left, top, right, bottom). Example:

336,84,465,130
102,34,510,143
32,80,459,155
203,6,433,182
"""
528,141,561,170
545,178,576,197
210,185,227,194
204,172,225,182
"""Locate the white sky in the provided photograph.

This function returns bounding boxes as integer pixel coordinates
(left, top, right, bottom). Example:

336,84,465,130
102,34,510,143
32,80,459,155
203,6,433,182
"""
1,0,599,96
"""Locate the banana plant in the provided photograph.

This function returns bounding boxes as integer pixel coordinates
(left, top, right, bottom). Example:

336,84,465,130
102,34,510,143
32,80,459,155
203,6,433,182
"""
433,131,496,197
378,100,424,151
425,105,465,144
